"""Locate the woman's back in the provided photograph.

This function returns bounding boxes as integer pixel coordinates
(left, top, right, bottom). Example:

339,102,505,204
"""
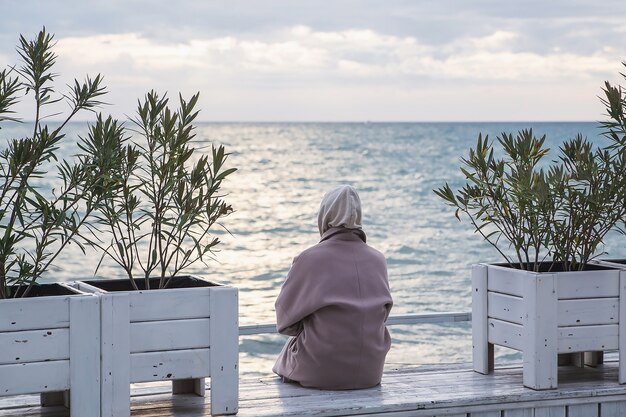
273,186,393,390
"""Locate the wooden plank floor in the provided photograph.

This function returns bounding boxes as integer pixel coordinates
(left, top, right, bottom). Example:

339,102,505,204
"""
2,361,626,416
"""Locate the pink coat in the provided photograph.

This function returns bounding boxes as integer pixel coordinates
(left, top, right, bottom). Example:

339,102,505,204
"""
273,227,393,389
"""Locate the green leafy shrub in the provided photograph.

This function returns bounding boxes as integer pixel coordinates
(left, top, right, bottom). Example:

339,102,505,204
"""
0,28,120,297
89,91,236,290
434,65,626,272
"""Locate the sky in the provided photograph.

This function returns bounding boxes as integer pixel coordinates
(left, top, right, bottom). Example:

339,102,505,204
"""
1,0,626,122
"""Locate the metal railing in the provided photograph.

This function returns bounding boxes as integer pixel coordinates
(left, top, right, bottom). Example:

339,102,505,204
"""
238,311,471,335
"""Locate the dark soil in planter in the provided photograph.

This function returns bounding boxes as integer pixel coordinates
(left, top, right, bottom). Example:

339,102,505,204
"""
10,282,80,298
493,261,614,273
83,275,220,291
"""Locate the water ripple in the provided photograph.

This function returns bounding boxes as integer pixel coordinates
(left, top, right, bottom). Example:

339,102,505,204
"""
3,121,621,376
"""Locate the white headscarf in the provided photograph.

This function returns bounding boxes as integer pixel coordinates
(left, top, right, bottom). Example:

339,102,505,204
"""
317,185,363,236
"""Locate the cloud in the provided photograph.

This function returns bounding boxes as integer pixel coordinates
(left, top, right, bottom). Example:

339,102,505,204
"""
4,15,624,122
56,33,224,69
52,26,618,85
238,39,329,71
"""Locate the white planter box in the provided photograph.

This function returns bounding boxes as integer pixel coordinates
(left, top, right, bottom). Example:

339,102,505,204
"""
472,263,626,390
595,259,626,270
76,276,238,416
0,283,100,417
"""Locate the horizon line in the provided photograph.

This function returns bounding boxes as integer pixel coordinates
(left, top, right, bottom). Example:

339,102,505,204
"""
2,119,601,124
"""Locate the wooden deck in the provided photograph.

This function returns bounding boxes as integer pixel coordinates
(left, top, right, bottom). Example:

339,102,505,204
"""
3,361,626,416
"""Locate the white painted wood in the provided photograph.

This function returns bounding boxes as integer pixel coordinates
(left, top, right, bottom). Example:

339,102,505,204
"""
0,328,69,365
0,297,69,332
522,272,557,390
209,286,239,415
557,324,618,352
129,287,211,322
81,278,238,416
100,293,130,417
6,360,626,417
485,264,524,296
558,298,618,326
556,270,619,299
130,318,211,353
601,401,626,417
487,292,523,324
567,403,598,417
594,259,626,268
56,282,82,293
478,264,626,390
0,291,100,410
0,361,69,396
503,409,533,417
618,270,626,384
69,295,100,417
487,318,523,350
472,264,492,374
130,348,211,383
534,406,566,417
73,281,106,294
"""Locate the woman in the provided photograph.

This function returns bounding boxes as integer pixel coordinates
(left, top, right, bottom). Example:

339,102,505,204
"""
273,185,393,389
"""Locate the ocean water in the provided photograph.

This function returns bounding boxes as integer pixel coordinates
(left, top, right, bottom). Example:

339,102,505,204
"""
2,121,625,376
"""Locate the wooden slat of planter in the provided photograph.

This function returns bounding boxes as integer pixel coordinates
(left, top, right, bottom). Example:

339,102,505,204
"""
534,407,566,417
0,298,69,332
209,286,239,415
130,318,211,353
472,412,501,417
487,318,523,351
568,403,598,417
0,328,69,365
101,293,130,417
556,271,619,299
618,270,626,384
557,298,618,326
557,324,618,353
503,409,533,417
0,361,69,396
486,265,525,297
69,295,100,417
601,401,626,417
486,266,621,300
488,292,523,324
130,348,211,383
129,288,211,323
522,273,558,390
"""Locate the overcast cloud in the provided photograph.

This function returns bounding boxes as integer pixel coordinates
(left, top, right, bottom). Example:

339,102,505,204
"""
1,0,626,121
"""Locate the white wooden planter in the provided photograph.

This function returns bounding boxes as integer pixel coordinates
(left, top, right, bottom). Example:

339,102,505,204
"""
0,283,100,417
472,263,626,390
595,259,626,271
75,276,238,416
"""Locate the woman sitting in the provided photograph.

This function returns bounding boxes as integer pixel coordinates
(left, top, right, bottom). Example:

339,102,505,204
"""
273,185,393,389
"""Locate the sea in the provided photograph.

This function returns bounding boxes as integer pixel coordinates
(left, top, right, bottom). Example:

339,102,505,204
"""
3,121,626,377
